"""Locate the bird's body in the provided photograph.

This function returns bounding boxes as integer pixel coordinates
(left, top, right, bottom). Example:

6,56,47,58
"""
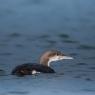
12,63,55,76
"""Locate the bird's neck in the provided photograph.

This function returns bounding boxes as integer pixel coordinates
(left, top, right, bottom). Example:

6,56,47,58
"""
40,56,50,67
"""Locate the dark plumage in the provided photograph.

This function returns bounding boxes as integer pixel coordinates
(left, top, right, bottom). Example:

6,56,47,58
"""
12,63,55,76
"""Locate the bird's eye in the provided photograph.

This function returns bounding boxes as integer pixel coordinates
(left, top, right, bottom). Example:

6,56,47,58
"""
57,52,64,56
56,52,60,56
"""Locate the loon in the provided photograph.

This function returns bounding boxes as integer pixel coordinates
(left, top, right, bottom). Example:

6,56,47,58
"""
11,50,73,76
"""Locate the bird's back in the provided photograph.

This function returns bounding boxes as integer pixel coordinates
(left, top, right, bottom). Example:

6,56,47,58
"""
11,63,55,76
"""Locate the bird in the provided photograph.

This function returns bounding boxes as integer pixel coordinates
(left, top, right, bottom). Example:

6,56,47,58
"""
11,50,73,76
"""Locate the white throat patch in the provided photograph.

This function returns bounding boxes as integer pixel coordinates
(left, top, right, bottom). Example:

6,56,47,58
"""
48,55,64,66
48,55,73,66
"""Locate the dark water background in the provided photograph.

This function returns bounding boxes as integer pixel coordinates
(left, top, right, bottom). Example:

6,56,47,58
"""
0,0,95,95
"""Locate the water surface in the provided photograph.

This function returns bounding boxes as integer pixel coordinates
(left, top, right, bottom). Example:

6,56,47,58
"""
0,0,95,95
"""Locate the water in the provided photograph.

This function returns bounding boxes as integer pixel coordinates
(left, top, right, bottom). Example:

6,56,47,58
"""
0,0,95,95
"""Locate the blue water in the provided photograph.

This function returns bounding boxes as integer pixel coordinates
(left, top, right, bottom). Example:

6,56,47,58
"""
0,0,95,95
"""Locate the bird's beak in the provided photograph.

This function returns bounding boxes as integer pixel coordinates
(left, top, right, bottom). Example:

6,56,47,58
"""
63,56,74,59
58,55,73,60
